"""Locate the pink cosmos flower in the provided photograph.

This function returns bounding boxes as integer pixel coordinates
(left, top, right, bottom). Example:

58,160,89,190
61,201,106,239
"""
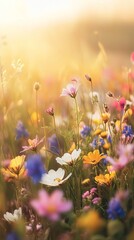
106,144,134,171
119,97,126,110
60,80,79,98
30,189,72,221
20,135,44,153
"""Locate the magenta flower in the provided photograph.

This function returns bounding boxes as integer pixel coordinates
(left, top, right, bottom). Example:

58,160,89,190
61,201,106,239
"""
30,189,72,221
60,80,79,98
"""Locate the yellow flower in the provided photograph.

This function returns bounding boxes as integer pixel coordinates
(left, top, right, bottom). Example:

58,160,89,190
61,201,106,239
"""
102,113,110,123
103,141,110,150
94,128,102,136
95,172,115,185
68,142,76,153
123,108,133,121
81,178,90,185
76,210,105,232
83,150,105,165
31,111,41,124
1,156,26,181
100,131,107,138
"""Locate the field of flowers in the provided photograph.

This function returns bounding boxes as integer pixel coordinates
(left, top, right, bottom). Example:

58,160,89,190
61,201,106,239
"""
0,52,134,240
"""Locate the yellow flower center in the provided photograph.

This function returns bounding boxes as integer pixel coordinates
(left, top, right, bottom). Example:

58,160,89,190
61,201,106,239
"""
54,178,61,182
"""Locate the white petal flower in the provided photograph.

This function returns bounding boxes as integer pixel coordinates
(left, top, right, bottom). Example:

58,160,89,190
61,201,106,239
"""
40,168,72,186
56,148,81,165
4,207,22,222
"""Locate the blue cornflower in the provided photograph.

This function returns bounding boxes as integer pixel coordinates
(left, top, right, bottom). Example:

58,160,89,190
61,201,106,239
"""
26,154,45,183
122,125,133,137
15,121,29,140
90,137,104,149
80,125,91,138
6,232,20,240
48,134,60,155
107,198,126,220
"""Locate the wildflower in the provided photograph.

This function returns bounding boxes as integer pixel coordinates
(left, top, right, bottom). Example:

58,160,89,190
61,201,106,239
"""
1,155,26,180
40,168,72,186
33,82,40,91
6,232,20,240
80,125,91,138
68,142,76,153
31,112,41,124
92,197,101,205
83,150,105,165
46,107,54,116
107,198,125,220
119,97,126,110
60,80,79,98
26,154,45,184
48,134,60,155
106,144,134,171
94,128,102,135
123,108,133,121
30,189,72,221
81,178,90,185
85,74,92,82
11,59,24,73
95,173,115,185
89,91,100,102
90,187,97,195
56,148,81,166
100,131,107,138
15,121,29,140
76,210,105,232
102,113,110,123
20,136,44,153
122,125,133,137
4,208,22,222
82,191,90,199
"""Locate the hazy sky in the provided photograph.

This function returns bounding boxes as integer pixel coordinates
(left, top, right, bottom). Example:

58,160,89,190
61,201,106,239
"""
0,0,134,26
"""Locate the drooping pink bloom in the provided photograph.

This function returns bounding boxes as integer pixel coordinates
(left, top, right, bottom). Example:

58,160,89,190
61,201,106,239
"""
46,107,54,116
106,144,134,171
60,80,79,98
30,189,72,221
92,197,101,205
82,191,90,199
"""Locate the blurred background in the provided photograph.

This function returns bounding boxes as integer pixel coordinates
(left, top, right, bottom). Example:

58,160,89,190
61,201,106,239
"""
0,0,134,100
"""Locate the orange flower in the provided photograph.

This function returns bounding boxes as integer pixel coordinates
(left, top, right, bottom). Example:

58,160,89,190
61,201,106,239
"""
102,113,110,123
95,172,115,185
1,156,26,181
83,150,105,165
76,210,105,231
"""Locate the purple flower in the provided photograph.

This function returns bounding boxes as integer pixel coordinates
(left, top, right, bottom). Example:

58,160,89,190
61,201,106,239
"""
15,121,29,140
80,125,91,138
26,154,45,183
6,232,20,240
48,134,60,155
107,198,125,220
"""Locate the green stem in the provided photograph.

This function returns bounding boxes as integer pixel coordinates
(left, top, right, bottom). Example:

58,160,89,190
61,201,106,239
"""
74,97,79,149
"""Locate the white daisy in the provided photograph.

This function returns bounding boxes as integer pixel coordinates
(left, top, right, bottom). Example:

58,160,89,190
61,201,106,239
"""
40,168,72,186
56,148,81,165
4,207,22,222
